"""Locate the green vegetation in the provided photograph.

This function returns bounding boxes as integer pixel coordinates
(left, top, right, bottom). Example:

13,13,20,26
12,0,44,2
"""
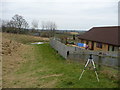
16,43,118,88
2,33,118,88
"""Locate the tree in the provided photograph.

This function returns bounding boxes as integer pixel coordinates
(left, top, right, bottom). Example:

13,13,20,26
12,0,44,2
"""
11,14,29,33
41,21,57,37
1,19,10,32
31,19,39,30
51,22,57,37
41,21,57,30
41,21,45,30
1,14,29,34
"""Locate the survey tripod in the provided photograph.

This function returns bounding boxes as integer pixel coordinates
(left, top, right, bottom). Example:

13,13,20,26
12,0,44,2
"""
79,54,99,82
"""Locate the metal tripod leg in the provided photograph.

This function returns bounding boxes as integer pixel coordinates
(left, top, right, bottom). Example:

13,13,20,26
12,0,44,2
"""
91,59,99,82
79,59,90,80
79,58,100,82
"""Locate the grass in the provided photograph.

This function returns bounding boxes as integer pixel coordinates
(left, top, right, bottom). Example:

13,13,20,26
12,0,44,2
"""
16,43,118,88
2,32,49,44
2,32,119,88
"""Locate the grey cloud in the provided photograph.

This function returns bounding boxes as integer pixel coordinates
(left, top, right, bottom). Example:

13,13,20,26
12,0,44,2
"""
1,0,118,30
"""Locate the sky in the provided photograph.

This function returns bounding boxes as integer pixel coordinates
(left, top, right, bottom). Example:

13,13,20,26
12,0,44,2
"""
1,0,119,30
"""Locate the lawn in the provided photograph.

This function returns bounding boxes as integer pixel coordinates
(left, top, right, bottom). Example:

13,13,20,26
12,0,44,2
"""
2,33,119,88
15,43,118,88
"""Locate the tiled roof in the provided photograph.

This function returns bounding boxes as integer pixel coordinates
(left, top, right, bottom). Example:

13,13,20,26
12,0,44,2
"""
78,26,120,46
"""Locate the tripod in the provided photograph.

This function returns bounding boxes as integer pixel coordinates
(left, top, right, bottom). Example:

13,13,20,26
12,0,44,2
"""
79,54,99,82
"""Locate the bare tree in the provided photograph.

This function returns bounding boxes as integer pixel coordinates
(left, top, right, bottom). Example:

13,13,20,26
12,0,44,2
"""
1,20,10,32
11,14,29,33
49,21,57,37
1,14,29,33
31,19,39,30
31,19,39,33
41,21,45,30
41,21,50,30
41,21,57,30
41,21,57,37
1,20,8,27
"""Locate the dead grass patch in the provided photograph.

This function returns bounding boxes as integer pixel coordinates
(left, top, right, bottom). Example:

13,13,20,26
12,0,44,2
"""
40,79,58,88
2,36,36,88
41,74,63,79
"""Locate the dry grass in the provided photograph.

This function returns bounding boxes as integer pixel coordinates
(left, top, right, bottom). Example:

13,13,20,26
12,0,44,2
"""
2,43,35,88
41,74,63,79
68,32,79,35
2,32,45,88
2,32,49,44
99,67,118,80
40,79,58,88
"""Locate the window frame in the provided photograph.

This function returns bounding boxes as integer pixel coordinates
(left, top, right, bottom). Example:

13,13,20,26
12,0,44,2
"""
96,42,102,49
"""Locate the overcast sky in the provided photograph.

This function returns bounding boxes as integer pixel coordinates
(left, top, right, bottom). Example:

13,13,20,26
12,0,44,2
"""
1,0,119,30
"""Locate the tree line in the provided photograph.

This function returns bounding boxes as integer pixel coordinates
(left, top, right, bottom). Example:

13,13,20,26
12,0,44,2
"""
1,14,29,34
1,14,57,37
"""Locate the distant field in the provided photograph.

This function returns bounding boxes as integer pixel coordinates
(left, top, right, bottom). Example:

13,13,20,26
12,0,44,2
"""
2,33,49,44
2,33,119,88
68,32,79,35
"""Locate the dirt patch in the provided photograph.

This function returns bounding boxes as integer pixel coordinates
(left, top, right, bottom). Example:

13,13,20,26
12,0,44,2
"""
2,43,37,88
2,38,21,56
40,79,58,88
100,69,118,80
41,74,63,79
2,33,53,88
3,71,38,88
2,35,36,88
2,42,26,75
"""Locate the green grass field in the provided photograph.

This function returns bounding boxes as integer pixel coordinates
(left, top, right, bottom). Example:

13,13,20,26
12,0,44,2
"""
2,33,119,88
16,43,118,88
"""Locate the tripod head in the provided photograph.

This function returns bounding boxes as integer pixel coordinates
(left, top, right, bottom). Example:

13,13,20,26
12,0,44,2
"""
89,54,93,59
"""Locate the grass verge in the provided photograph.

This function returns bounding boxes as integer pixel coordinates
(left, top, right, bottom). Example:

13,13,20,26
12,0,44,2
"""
15,43,118,88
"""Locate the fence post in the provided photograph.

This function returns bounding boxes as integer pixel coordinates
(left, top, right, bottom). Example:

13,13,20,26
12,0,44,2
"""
98,52,102,72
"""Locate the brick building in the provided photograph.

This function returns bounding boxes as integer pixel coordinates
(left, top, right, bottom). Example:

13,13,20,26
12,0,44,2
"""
78,26,120,51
